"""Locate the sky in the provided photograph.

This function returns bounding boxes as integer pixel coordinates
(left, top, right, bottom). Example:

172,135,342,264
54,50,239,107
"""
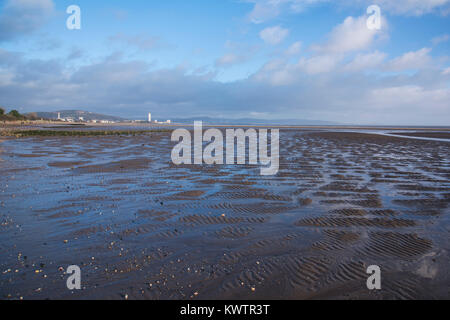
0,0,449,125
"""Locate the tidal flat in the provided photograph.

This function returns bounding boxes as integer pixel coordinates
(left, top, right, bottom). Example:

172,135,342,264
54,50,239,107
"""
0,128,449,300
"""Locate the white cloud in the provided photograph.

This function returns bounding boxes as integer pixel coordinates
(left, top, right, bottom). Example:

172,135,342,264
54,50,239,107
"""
442,67,450,75
1,48,449,125
259,26,289,45
247,0,281,24
298,55,339,74
343,51,387,72
366,85,450,114
252,59,296,85
375,0,450,16
432,34,450,45
0,0,54,42
215,53,247,67
245,0,450,23
285,41,302,55
386,48,433,71
312,16,384,54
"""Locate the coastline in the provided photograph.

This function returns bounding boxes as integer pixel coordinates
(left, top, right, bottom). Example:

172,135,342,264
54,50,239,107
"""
2,120,450,131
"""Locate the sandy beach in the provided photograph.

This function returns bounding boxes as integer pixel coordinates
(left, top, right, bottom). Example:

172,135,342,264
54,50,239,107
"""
0,128,449,300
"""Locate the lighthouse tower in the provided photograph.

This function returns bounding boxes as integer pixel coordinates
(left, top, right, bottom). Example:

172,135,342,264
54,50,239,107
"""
148,113,152,123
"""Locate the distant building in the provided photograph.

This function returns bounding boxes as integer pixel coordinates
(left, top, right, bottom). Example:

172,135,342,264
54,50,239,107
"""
148,113,152,123
153,119,172,124
57,112,61,120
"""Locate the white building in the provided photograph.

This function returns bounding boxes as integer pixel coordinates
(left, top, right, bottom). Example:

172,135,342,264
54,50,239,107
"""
148,113,152,123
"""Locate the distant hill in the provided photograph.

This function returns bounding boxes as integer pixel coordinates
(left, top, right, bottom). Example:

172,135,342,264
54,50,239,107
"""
29,110,125,122
171,117,340,126
26,110,340,125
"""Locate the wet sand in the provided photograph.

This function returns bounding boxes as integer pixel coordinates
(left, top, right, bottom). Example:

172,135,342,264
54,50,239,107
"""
0,130,449,300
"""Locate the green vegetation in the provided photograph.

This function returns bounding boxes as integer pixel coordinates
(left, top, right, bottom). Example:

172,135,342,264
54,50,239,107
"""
8,110,21,118
0,107,27,121
1,129,171,137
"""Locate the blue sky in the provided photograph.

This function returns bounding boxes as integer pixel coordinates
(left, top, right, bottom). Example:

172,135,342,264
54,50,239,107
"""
0,0,449,124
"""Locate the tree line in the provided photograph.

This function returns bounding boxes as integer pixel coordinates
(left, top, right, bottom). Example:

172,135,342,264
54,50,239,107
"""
0,107,37,121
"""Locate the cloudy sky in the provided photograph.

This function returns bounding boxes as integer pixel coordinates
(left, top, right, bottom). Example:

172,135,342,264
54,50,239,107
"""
0,0,449,125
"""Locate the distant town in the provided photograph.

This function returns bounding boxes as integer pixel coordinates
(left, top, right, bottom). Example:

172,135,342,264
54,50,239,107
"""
1,108,344,126
0,107,176,125
54,111,171,125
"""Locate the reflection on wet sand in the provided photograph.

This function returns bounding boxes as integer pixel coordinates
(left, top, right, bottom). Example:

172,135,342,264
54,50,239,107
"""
0,130,448,300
